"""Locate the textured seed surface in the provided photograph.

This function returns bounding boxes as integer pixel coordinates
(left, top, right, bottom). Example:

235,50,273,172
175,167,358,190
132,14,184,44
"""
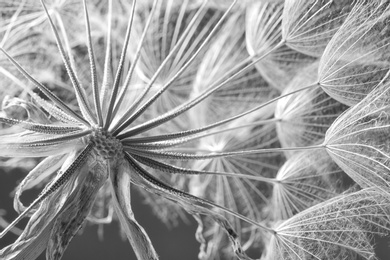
90,128,123,159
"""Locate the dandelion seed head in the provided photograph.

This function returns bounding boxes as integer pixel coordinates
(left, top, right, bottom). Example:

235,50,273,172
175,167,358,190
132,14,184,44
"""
267,188,390,260
318,0,390,106
282,0,355,57
1,0,390,259
88,128,123,159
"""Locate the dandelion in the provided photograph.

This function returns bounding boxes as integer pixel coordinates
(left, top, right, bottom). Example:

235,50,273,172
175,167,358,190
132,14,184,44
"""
275,62,348,155
270,148,353,221
318,0,390,106
245,1,315,90
325,75,390,193
281,0,355,57
265,188,390,260
128,0,222,120
0,1,268,259
1,0,390,260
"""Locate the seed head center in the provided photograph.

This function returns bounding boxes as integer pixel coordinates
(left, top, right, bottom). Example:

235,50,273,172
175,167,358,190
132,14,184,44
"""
90,128,123,159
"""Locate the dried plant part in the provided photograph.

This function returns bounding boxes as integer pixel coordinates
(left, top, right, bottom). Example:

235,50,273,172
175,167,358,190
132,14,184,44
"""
190,11,276,127
0,149,100,260
271,149,351,221
1,96,50,123
126,153,276,260
1,0,389,259
324,78,390,193
129,0,222,121
264,188,390,260
0,1,273,259
187,121,283,259
282,0,355,57
13,154,67,215
246,1,315,90
275,63,348,156
319,0,390,106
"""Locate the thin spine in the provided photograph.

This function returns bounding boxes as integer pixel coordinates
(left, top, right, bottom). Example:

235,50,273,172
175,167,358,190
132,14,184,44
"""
132,155,277,184
53,10,95,123
117,39,285,138
125,144,326,161
51,2,97,124
0,143,94,239
127,156,254,260
13,129,92,146
0,49,89,125
112,52,249,135
83,0,103,126
0,66,76,124
110,0,160,124
112,0,237,134
286,1,331,41
103,0,137,129
319,1,381,79
125,153,275,234
123,118,280,144
111,0,208,133
100,0,113,121
117,79,313,139
40,0,96,124
0,117,82,134
161,0,173,62
123,119,279,150
111,0,157,119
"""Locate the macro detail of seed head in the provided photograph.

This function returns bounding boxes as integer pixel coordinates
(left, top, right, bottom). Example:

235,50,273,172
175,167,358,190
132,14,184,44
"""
1,0,390,260
89,128,123,159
